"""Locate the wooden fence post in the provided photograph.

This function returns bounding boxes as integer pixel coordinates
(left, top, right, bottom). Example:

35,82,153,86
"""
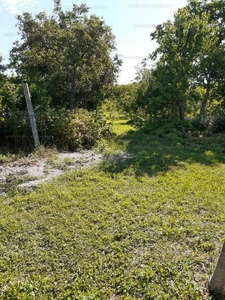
23,83,40,147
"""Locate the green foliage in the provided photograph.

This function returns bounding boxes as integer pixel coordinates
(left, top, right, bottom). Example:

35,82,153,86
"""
0,154,7,163
2,1,121,150
127,62,194,131
36,108,112,150
190,116,212,134
131,106,150,127
211,114,225,134
142,119,183,145
0,54,6,80
0,112,32,150
102,84,139,130
189,114,225,136
10,1,121,110
0,88,112,150
133,58,151,83
0,78,23,115
128,0,225,131
0,77,31,149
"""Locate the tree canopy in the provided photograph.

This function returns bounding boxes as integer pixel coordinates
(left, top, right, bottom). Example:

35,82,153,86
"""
10,0,122,110
151,0,225,118
126,0,225,137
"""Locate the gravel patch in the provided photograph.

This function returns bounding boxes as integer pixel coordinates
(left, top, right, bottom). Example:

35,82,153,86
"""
0,150,136,195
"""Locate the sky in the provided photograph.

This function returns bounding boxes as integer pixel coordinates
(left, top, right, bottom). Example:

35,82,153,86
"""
0,0,187,84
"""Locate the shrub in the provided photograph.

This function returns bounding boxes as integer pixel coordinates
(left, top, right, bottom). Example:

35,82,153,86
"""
142,118,184,145
211,114,225,134
132,107,150,127
189,115,225,135
0,108,112,151
36,108,112,151
0,110,33,150
190,116,213,135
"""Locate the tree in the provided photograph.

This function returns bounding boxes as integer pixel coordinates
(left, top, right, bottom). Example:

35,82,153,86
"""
132,60,192,137
208,242,225,297
150,0,225,121
149,14,195,137
10,0,121,111
133,58,151,83
177,0,225,120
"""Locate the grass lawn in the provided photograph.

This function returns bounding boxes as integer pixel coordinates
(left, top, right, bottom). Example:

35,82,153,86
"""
1,114,225,299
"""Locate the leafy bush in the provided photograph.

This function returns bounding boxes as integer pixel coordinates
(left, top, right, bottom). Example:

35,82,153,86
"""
189,115,225,135
142,119,183,144
131,107,150,127
36,108,112,150
211,114,225,133
0,107,112,151
0,109,33,150
190,116,213,133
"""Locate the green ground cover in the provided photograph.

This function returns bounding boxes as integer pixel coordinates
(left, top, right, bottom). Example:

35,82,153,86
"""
1,114,225,299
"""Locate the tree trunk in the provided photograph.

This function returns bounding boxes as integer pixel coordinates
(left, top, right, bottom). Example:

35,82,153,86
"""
69,72,76,111
178,103,186,139
200,76,210,121
208,243,225,296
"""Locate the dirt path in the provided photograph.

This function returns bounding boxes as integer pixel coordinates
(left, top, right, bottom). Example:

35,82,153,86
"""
0,150,104,195
0,150,135,195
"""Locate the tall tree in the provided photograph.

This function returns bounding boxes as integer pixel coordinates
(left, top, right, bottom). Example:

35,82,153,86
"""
10,0,121,110
149,15,193,136
150,0,225,121
177,0,225,120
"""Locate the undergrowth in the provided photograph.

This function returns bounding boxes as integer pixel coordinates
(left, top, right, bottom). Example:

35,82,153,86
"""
0,112,225,299
0,108,112,152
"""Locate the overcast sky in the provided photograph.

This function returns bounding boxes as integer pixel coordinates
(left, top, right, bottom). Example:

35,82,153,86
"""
0,0,187,84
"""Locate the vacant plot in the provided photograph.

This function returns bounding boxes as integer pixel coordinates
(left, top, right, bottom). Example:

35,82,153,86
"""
0,117,225,299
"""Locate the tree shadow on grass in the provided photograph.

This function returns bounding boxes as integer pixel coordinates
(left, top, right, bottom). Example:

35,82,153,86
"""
100,129,225,177
210,294,225,300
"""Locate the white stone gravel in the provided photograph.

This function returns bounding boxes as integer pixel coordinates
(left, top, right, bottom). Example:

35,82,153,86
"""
0,150,103,192
0,150,136,194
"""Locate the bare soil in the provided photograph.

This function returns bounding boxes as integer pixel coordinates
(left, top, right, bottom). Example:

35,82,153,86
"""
0,150,135,195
